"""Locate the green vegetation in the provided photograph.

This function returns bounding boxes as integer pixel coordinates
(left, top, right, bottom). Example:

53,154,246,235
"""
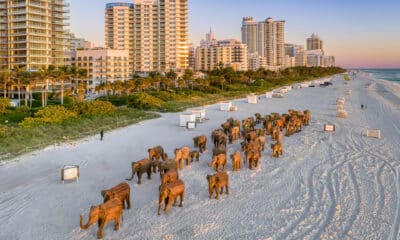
0,106,159,160
344,74,350,81
0,66,344,161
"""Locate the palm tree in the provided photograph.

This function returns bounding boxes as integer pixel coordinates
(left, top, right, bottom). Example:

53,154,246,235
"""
0,69,11,98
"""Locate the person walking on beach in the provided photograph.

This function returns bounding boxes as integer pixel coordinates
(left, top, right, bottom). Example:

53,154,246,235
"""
100,129,104,141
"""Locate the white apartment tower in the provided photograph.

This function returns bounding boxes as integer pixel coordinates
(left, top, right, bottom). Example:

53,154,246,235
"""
105,3,134,72
241,17,285,68
105,0,188,73
0,0,69,71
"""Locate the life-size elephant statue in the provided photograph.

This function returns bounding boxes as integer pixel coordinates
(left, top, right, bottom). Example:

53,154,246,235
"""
80,198,123,239
208,153,226,171
158,158,178,176
158,179,185,215
101,182,131,209
148,146,167,173
193,135,207,153
126,158,152,184
206,171,229,200
190,150,200,162
160,169,179,186
230,151,242,171
174,146,190,170
271,142,283,158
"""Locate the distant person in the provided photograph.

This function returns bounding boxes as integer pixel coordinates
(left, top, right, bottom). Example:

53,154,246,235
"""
100,129,104,141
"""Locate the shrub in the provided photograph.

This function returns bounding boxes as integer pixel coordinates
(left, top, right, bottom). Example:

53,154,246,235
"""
0,98,10,115
0,125,14,138
127,92,165,110
71,101,116,116
19,105,77,128
0,106,30,123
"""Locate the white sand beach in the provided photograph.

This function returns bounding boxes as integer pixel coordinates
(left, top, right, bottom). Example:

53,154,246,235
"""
1,72,400,240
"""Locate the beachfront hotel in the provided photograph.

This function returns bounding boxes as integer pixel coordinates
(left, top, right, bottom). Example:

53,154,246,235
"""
241,17,285,70
72,47,130,89
0,0,69,71
105,2,134,73
104,0,189,73
195,30,248,71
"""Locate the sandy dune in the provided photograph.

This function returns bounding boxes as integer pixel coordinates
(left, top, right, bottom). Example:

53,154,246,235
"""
1,72,399,240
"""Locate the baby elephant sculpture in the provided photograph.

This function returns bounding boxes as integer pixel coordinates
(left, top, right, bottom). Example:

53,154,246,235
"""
126,158,152,184
101,182,131,209
207,171,229,200
80,198,123,239
158,179,185,215
158,159,178,176
193,135,207,153
190,150,200,162
175,146,191,170
231,151,242,171
271,143,283,158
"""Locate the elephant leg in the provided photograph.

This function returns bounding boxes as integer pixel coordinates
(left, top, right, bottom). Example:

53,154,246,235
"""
114,215,120,231
173,196,177,207
216,186,220,200
180,192,184,207
220,186,224,194
147,168,152,179
97,219,105,239
158,200,163,215
226,184,230,195
209,187,213,199
165,197,172,214
127,195,131,209
137,172,142,184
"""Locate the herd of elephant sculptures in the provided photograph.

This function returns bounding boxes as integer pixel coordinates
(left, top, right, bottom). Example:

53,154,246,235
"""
79,108,311,239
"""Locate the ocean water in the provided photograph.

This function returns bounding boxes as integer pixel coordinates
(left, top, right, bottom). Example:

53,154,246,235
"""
362,69,400,84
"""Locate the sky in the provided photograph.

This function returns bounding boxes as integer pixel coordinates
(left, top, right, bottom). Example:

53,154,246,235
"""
70,0,400,68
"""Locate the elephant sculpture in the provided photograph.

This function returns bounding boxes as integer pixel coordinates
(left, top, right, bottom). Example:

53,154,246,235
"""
148,146,167,173
245,131,257,143
303,110,310,125
193,135,207,153
101,182,131,209
80,198,123,239
190,150,200,162
271,143,283,157
160,169,179,185
255,113,262,124
212,145,226,157
126,158,152,184
229,126,240,143
158,159,178,176
206,171,229,200
257,135,266,151
276,131,283,144
265,121,273,136
175,146,190,170
231,151,242,171
212,131,227,148
208,153,226,171
245,149,260,170
158,179,185,215
221,121,231,135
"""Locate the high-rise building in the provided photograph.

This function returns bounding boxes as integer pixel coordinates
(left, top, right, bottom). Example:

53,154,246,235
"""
306,50,324,67
307,33,323,51
323,56,335,67
104,0,188,73
241,17,258,55
158,0,189,72
260,17,285,67
241,17,285,69
188,43,195,70
105,3,134,72
0,0,69,71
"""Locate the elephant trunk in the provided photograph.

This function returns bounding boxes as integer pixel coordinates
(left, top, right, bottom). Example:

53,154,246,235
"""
80,214,95,229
